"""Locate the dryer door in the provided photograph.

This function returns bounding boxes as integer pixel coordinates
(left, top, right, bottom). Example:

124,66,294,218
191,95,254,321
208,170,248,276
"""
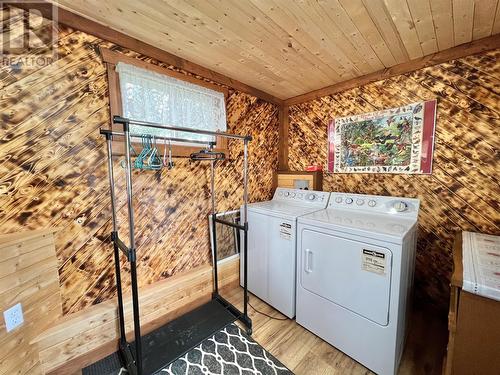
300,229,392,326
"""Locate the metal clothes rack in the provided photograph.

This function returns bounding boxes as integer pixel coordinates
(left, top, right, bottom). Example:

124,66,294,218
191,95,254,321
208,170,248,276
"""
100,115,252,375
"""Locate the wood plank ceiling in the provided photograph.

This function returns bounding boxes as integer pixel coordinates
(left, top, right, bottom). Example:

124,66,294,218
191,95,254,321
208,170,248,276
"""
52,0,500,99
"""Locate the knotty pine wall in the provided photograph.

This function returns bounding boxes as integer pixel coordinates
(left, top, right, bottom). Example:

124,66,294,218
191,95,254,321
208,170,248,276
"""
0,9,279,314
288,50,500,309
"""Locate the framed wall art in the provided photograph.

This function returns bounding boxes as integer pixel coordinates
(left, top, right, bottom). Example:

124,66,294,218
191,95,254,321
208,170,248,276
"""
327,100,437,174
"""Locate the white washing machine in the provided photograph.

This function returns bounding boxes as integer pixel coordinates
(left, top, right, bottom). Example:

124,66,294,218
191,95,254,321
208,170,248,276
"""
240,188,330,318
296,192,420,375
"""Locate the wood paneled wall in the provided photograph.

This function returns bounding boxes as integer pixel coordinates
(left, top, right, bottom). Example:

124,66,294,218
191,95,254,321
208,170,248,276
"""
287,49,500,309
0,229,62,375
0,8,279,314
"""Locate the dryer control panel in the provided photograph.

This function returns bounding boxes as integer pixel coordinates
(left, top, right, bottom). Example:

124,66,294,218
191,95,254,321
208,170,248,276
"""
273,188,330,207
329,192,420,219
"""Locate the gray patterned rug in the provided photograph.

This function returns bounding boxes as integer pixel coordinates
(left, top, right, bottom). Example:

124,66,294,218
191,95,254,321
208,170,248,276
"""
85,323,292,375
158,323,292,375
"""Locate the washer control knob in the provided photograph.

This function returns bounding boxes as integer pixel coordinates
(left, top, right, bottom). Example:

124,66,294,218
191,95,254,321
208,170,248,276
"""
306,193,317,201
335,196,343,203
393,201,408,212
284,191,290,197
298,193,303,199
345,197,353,204
368,199,376,207
291,192,296,198
356,199,364,206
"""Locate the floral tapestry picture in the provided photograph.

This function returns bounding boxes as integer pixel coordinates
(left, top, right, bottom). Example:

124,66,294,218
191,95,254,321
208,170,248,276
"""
327,100,437,174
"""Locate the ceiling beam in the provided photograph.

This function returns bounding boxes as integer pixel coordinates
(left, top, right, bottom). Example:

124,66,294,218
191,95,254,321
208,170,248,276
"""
8,1,284,106
284,33,500,106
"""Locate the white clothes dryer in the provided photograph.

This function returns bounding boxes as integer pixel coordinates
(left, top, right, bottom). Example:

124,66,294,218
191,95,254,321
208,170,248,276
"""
296,192,420,375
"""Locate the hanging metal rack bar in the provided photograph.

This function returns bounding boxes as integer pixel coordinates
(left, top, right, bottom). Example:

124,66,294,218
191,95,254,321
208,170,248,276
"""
213,217,245,230
101,116,252,375
99,128,213,146
113,115,251,141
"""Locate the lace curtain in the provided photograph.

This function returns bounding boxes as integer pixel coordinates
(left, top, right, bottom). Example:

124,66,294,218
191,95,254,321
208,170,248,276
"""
116,62,227,143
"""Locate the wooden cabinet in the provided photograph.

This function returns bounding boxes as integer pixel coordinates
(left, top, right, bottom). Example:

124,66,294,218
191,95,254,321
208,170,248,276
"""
444,233,500,375
274,171,322,191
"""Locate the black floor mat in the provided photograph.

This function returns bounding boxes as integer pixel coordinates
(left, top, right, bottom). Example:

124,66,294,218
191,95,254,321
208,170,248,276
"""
84,323,292,375
134,300,237,374
82,351,123,375
84,300,237,375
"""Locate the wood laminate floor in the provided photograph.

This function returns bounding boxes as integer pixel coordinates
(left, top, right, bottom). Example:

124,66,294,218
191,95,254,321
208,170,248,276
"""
224,287,448,375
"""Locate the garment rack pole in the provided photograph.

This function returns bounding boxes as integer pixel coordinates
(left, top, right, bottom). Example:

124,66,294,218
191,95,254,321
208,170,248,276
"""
100,116,252,375
104,136,127,346
243,139,249,319
123,123,143,374
210,150,219,295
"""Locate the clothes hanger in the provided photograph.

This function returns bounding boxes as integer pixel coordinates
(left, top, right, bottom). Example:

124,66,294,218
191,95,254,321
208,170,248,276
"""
147,135,162,170
162,137,168,167
119,139,138,169
167,139,174,169
190,142,225,162
134,134,150,170
162,137,175,170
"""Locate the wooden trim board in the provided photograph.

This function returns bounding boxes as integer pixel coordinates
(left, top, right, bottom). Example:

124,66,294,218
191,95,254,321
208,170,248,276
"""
32,257,240,374
7,1,283,106
451,232,464,289
0,228,60,247
277,105,289,171
284,34,500,105
100,48,229,97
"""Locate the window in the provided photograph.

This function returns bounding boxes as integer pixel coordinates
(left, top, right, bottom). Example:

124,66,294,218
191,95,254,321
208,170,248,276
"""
101,48,228,155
